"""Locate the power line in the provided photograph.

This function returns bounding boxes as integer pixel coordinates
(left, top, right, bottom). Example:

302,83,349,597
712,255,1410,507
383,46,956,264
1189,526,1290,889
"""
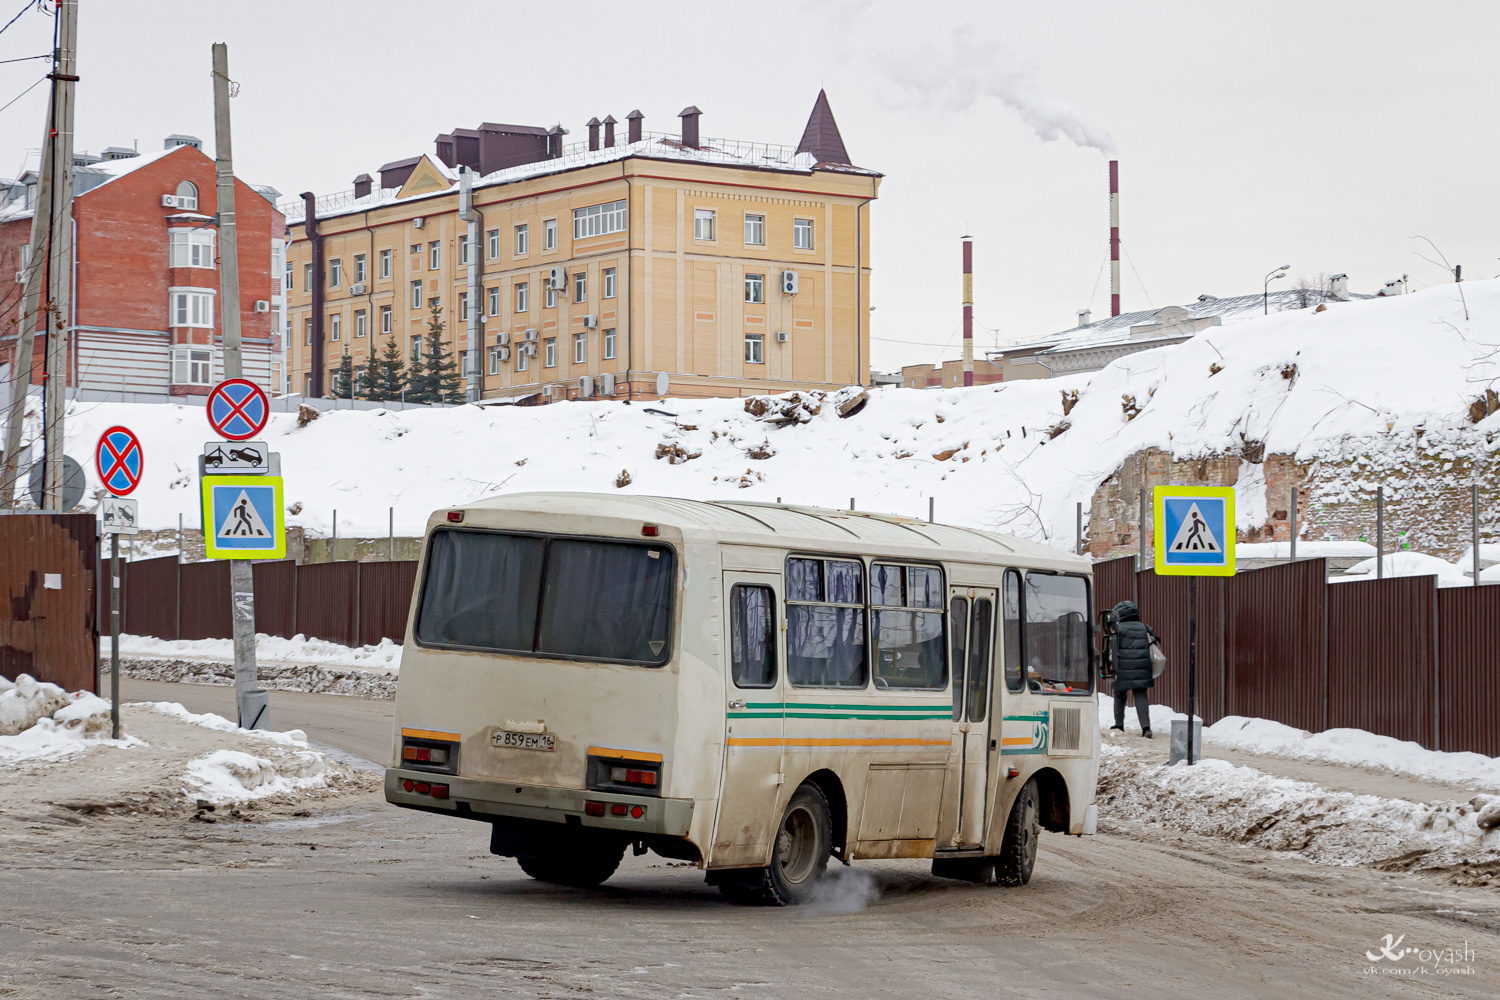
0,73,44,115
1123,243,1154,308
0,0,41,39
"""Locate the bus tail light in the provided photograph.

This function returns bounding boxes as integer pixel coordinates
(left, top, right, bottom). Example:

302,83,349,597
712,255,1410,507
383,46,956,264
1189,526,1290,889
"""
610,766,657,788
430,783,449,800
403,745,448,765
585,801,606,817
447,511,464,522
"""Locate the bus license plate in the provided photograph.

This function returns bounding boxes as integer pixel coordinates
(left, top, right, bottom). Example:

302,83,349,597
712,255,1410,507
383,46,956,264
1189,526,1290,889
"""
493,730,555,752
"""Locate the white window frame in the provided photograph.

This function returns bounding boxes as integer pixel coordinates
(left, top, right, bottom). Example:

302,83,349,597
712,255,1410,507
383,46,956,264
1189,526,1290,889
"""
793,217,814,251
543,218,557,251
516,282,529,313
603,328,616,360
412,335,422,359
380,305,392,334
329,258,342,287
571,199,627,240
603,267,616,299
411,280,423,309
175,181,198,211
744,213,765,246
169,228,216,269
694,209,716,241
169,287,216,328
355,309,367,337
488,287,500,316
305,318,313,345
517,345,529,372
379,248,392,279
354,253,367,284
488,345,501,375
544,337,557,368
304,263,313,291
545,285,557,309
284,260,293,293
487,228,500,259
330,313,342,341
515,224,528,256
745,273,765,304
459,238,470,266
574,332,586,364
573,271,586,303
429,241,441,270
745,332,765,364
170,346,213,385
459,294,469,322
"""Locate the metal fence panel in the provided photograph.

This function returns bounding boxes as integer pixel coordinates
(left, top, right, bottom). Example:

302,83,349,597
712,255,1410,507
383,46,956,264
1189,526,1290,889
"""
1328,576,1437,748
251,560,297,639
1437,586,1500,757
123,556,179,640
0,513,98,692
1224,560,1326,732
357,561,419,646
1092,556,1137,619
178,561,231,641
296,561,358,646
1134,570,1226,725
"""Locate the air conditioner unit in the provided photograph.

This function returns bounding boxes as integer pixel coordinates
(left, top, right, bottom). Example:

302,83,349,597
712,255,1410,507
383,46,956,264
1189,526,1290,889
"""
775,330,789,343
161,194,177,208
525,328,540,343
542,385,556,399
524,342,538,356
253,300,270,313
600,372,616,396
578,376,594,398
350,282,367,295
781,270,799,295
547,267,566,290
495,331,510,346
413,217,425,229
582,314,598,329
497,346,510,361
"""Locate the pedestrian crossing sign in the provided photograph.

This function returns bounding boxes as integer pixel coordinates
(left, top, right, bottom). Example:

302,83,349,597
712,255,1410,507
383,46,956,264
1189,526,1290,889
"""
201,475,285,560
1154,486,1235,577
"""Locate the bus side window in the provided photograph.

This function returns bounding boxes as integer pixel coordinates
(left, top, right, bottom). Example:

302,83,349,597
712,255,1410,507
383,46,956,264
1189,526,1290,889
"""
1002,569,1023,692
966,598,993,723
730,584,777,688
786,556,867,688
949,597,968,721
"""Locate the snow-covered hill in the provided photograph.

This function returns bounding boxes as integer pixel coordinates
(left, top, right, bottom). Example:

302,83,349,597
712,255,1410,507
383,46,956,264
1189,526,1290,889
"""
33,279,1500,549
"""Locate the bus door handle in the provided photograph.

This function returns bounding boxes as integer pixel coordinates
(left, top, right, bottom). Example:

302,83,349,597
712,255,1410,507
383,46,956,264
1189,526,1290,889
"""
728,700,745,710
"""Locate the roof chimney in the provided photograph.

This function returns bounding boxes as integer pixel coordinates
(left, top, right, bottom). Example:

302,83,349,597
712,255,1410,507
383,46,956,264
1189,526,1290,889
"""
547,125,565,159
626,109,644,143
678,106,701,149
1330,273,1350,301
586,117,601,152
603,115,617,148
1076,308,1091,329
353,173,372,199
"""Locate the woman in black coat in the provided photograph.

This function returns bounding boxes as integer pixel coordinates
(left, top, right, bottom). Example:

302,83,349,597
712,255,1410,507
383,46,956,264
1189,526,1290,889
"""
1109,600,1157,737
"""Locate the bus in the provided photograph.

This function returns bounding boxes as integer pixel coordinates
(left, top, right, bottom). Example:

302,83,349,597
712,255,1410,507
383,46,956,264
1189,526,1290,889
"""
386,493,1100,905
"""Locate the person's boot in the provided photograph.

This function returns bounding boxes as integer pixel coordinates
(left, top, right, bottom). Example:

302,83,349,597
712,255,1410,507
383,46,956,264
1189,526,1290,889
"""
1141,729,1153,738
1109,724,1124,732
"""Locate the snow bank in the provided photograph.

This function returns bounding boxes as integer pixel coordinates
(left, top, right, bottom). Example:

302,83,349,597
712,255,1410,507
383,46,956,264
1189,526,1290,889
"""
0,678,137,762
144,701,308,747
1236,540,1376,560
181,748,334,805
108,633,403,673
0,674,71,735
1338,551,1474,587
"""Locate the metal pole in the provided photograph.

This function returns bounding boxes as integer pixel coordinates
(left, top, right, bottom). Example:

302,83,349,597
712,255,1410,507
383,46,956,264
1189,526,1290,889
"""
42,0,78,513
177,512,182,561
1109,160,1121,317
1289,486,1297,562
1138,488,1147,571
1376,486,1384,581
332,508,337,562
928,496,934,524
1187,576,1196,766
849,497,855,511
389,506,394,561
1076,501,1083,556
110,531,120,741
1475,485,1482,588
961,238,973,386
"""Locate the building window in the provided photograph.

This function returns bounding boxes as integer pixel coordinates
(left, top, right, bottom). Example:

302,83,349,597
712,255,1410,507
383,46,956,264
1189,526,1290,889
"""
745,332,764,364
429,241,440,270
545,285,557,309
429,296,441,311
544,337,557,367
168,229,215,268
603,328,616,360
412,335,422,359
516,282,529,313
304,318,313,345
459,238,470,266
517,346,528,372
573,271,586,303
574,332,586,364
543,219,557,251
514,224,528,255
794,217,814,250
329,258,342,287
744,213,765,246
303,263,313,291
459,294,469,322
170,346,212,385
354,253,367,284
488,345,501,375
488,287,500,316
330,313,341,341
411,280,423,308
355,309,367,337
410,243,421,256
603,267,616,299
694,209,715,241
379,248,392,279
487,228,500,259
170,288,215,328
175,181,198,211
571,199,627,239
380,305,391,334
284,260,293,293
745,273,764,304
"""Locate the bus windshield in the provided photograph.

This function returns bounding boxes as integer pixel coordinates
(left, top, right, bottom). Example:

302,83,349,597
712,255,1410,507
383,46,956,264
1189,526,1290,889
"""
414,529,676,665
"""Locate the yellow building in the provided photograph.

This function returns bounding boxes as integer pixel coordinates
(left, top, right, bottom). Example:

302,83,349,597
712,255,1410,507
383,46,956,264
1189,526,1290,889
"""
282,93,879,402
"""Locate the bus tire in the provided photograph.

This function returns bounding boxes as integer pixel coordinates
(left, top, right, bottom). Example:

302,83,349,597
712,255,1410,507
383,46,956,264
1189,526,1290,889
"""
516,843,625,887
718,782,832,906
995,777,1041,887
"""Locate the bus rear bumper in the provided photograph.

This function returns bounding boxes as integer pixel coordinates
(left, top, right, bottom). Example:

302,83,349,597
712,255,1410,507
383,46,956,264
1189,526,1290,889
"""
384,768,694,838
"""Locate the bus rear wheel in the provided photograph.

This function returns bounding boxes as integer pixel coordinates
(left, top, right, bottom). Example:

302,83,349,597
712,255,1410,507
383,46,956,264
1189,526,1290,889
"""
995,777,1040,887
717,782,832,906
516,843,625,888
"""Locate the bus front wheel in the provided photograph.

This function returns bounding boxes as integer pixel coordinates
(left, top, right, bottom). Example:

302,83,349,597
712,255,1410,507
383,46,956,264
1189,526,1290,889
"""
516,843,625,888
717,782,832,906
995,777,1040,887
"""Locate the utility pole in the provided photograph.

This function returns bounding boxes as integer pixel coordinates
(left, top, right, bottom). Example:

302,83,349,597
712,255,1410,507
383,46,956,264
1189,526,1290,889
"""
1,1,74,508
212,41,264,729
458,167,483,400
42,0,78,512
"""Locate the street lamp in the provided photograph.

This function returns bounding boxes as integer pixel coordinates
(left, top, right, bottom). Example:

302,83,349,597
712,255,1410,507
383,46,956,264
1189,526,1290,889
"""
1264,264,1290,314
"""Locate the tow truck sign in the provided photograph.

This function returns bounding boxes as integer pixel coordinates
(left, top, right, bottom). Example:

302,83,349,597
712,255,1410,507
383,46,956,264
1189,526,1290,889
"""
202,441,268,474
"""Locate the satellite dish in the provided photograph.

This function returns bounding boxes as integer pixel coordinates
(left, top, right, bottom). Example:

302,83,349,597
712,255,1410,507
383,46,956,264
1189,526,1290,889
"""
655,372,669,396
28,455,86,511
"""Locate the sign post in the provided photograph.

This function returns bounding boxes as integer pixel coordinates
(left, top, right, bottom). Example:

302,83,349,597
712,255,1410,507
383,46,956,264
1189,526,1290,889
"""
95,427,144,741
1153,486,1236,765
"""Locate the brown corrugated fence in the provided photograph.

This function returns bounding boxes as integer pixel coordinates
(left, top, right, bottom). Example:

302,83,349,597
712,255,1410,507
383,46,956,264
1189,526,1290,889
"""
1436,586,1500,757
1328,576,1436,748
0,513,97,692
1224,560,1326,733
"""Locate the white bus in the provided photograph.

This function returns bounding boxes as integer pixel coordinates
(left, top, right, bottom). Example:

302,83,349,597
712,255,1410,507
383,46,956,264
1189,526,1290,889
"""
387,493,1099,904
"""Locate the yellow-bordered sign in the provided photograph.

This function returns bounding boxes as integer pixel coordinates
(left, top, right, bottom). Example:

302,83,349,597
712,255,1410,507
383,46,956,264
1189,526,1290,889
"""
1153,485,1235,577
201,475,285,560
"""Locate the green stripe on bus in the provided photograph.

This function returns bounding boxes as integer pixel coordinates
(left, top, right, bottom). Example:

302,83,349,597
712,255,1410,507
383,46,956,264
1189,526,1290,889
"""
731,712,950,721
743,703,943,711
1002,714,1049,723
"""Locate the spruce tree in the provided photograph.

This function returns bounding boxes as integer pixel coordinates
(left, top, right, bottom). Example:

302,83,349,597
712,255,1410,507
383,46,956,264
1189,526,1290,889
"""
366,336,406,401
405,338,431,403
331,347,355,399
421,301,464,404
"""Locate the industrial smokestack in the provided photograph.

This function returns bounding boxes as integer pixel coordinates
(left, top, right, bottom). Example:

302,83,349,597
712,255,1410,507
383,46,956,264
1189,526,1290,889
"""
962,237,973,387
1109,160,1120,317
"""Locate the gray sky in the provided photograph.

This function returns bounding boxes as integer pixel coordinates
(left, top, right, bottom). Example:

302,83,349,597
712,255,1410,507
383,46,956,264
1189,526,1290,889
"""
0,0,1494,372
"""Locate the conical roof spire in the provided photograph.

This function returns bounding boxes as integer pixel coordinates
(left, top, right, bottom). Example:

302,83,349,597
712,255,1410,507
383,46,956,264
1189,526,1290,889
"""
795,89,851,166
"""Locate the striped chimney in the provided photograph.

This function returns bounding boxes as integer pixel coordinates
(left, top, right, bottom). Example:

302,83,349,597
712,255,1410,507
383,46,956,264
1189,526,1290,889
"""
1109,160,1121,317
962,237,973,387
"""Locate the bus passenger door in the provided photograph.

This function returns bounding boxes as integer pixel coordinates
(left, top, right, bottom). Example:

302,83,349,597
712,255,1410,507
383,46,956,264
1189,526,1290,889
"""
710,573,786,867
937,588,997,850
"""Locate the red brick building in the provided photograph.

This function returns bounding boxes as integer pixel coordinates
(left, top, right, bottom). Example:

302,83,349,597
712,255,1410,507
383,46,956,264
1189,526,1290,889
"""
0,141,285,397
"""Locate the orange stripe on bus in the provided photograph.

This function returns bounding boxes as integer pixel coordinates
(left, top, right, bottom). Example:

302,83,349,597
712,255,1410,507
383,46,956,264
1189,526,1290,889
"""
1001,737,1034,746
727,737,951,748
587,745,664,763
401,727,460,742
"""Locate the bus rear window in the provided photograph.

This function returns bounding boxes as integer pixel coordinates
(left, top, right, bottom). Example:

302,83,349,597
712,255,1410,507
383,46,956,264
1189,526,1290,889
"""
415,529,675,666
